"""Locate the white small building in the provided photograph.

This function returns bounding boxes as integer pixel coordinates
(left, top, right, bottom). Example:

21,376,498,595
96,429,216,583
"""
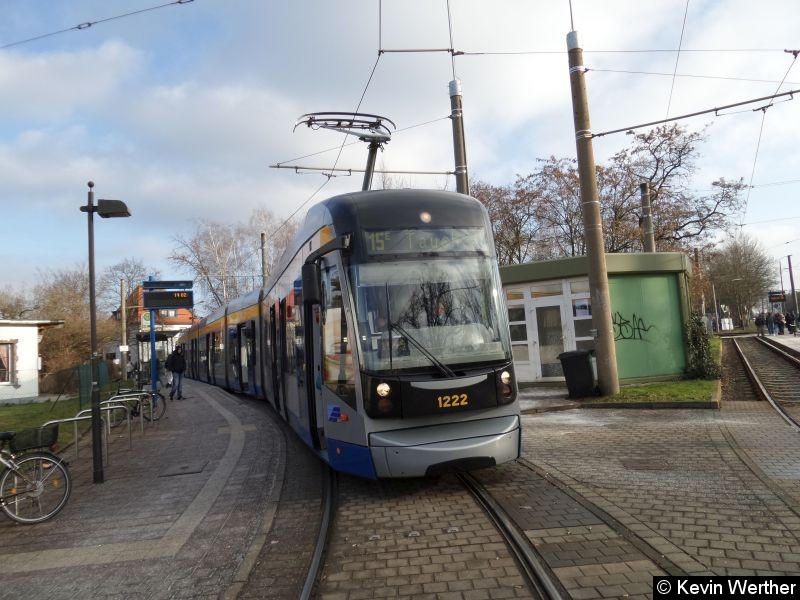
0,320,64,405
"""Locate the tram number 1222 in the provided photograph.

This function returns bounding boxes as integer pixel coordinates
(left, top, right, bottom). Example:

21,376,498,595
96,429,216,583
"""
437,393,469,408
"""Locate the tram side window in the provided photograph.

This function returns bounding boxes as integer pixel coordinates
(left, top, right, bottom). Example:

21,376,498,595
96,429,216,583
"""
322,265,355,407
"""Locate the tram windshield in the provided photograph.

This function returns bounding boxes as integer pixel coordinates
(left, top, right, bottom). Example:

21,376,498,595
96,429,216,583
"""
351,257,511,373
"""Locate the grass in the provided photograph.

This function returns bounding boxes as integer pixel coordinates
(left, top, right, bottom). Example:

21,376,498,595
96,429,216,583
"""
0,397,86,450
592,378,718,404
0,380,134,451
591,334,722,405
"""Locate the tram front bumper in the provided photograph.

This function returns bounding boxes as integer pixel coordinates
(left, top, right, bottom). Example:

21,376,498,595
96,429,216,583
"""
368,415,520,478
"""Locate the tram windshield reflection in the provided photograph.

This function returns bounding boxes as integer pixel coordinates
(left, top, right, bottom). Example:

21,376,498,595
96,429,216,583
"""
351,257,511,372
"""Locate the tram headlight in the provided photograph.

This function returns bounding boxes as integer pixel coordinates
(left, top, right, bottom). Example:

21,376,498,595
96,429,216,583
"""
376,382,391,398
496,367,516,404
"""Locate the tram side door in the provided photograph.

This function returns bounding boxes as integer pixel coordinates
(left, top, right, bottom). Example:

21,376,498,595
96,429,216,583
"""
269,305,281,412
238,323,254,393
305,302,326,451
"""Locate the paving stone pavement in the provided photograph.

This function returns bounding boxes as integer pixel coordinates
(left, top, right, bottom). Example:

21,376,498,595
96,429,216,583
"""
0,381,290,600
4,373,800,600
519,398,800,583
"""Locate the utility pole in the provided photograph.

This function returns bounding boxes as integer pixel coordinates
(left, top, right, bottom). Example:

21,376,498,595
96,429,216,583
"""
120,279,128,380
788,255,798,329
567,30,619,395
640,182,655,252
449,79,469,194
260,232,268,290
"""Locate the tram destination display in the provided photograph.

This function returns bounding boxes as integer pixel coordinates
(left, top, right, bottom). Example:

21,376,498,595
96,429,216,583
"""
364,228,489,255
143,290,194,309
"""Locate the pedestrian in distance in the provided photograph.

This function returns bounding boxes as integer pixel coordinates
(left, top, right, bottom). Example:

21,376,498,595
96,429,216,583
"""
775,311,786,335
755,312,766,337
165,346,186,400
767,311,775,335
787,311,797,335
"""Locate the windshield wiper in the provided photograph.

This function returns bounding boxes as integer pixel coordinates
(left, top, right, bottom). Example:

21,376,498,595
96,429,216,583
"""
390,322,457,378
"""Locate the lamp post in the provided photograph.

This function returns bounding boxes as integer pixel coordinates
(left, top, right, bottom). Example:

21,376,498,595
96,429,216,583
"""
711,282,720,333
80,181,131,484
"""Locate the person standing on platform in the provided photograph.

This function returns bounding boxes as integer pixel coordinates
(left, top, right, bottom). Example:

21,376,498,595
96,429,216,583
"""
775,311,786,335
755,312,766,337
165,346,186,400
767,311,775,335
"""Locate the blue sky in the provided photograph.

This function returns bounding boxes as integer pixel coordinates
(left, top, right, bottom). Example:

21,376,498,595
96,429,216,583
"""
2,0,799,299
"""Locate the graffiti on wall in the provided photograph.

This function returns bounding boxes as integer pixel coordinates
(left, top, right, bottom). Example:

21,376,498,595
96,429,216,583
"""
613,312,653,341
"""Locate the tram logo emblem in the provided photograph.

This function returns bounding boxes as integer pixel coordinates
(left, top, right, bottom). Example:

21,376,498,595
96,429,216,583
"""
327,405,341,422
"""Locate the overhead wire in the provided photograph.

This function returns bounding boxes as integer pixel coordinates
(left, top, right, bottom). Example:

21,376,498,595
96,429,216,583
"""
740,52,798,225
457,48,787,56
265,49,385,252
585,68,800,86
0,0,194,50
446,0,457,80
666,0,691,118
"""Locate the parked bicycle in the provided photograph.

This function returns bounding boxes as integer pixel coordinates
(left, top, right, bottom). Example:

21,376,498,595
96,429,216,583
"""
0,425,71,524
114,372,166,422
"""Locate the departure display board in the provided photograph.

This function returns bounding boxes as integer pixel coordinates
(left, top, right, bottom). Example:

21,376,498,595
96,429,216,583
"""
143,291,194,309
363,228,488,256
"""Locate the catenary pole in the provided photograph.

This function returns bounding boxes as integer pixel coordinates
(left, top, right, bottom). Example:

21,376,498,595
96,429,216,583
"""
567,30,619,395
449,79,469,194
788,255,798,327
260,232,268,290
640,182,656,252
120,278,127,380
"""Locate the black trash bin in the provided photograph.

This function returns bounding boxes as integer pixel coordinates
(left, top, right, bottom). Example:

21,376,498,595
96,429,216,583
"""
558,349,596,399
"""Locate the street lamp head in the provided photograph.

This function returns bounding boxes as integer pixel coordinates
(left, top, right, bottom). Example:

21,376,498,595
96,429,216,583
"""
97,199,131,218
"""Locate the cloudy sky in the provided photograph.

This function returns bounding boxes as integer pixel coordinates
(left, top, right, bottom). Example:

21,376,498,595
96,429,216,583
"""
2,0,799,299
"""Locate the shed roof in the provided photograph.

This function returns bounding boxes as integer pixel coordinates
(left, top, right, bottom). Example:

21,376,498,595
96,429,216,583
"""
500,252,693,286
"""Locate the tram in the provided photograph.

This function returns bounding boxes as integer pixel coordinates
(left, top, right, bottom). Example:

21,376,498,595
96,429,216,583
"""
177,189,521,478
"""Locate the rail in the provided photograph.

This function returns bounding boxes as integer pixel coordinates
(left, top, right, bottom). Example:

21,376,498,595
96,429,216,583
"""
458,472,567,600
300,467,336,600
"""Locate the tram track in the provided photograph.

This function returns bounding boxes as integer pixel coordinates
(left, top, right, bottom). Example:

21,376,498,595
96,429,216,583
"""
731,336,800,428
457,471,568,600
301,467,337,599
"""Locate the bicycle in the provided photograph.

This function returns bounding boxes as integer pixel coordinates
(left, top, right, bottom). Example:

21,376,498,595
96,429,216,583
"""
115,372,166,422
0,425,71,524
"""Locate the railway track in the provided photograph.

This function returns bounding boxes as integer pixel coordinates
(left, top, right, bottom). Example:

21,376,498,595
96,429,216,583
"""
730,335,800,427
302,467,337,600
457,471,566,600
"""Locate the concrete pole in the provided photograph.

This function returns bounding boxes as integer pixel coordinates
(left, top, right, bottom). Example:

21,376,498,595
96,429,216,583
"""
449,79,469,195
260,232,268,290
567,31,619,395
120,278,128,381
788,255,798,328
640,182,656,252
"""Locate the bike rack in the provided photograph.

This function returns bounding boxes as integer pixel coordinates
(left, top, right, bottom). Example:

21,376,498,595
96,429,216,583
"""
103,391,155,434
42,414,107,461
42,404,133,463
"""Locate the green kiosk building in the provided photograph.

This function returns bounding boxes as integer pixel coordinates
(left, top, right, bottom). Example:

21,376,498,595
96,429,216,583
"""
500,252,693,384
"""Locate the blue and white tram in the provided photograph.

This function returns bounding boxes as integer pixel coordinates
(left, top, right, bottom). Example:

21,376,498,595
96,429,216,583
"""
177,189,521,478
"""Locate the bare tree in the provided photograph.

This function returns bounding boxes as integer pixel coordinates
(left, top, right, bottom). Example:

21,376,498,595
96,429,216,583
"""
471,179,542,265
97,257,162,315
707,233,774,326
473,125,745,263
32,265,117,372
621,124,746,250
0,287,32,319
170,208,297,312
